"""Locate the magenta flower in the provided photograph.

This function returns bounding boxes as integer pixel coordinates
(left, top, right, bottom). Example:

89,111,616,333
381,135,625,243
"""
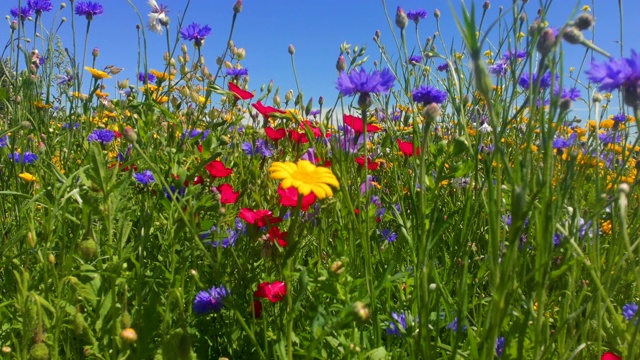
180,22,212,47
74,1,104,20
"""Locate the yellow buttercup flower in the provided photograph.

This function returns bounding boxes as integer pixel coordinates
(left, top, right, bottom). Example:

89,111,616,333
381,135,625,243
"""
582,5,591,11
150,69,175,81
269,160,340,199
19,172,37,182
85,66,111,80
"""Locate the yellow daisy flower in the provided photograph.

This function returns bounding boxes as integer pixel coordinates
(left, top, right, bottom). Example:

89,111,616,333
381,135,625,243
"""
150,69,175,81
19,172,37,182
269,160,340,199
85,66,112,80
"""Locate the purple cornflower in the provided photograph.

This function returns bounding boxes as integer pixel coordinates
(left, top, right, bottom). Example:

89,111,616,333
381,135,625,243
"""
242,139,273,157
28,0,53,14
622,302,638,322
437,63,450,72
553,233,564,246
138,72,156,84
133,170,155,185
503,49,527,61
87,129,115,144
599,131,622,145
309,109,321,117
446,316,467,332
62,122,80,130
56,74,73,85
381,228,398,243
489,60,508,77
226,68,249,77
74,1,104,20
163,185,186,201
182,129,210,140
612,113,628,122
0,135,8,148
193,285,229,314
9,152,38,164
203,218,246,248
552,133,577,149
412,85,448,105
408,55,423,64
386,311,409,336
586,50,640,93
407,9,428,23
180,22,212,47
10,6,33,21
336,68,396,97
495,337,506,357
560,87,581,101
519,71,556,90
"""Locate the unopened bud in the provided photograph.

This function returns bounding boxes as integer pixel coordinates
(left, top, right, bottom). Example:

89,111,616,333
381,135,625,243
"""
434,9,440,19
422,103,440,124
29,343,49,360
120,328,138,343
483,1,491,10
562,27,584,45
318,96,324,106
181,43,188,54
336,55,347,72
574,12,594,30
233,0,242,14
121,311,132,328
288,44,295,55
79,239,97,259
330,260,344,274
352,301,370,322
559,98,573,112
395,6,408,30
10,21,18,31
123,127,137,143
374,30,381,41
236,48,246,60
536,27,556,56
92,47,99,58
273,93,281,107
285,89,294,102
592,92,603,103
118,79,129,89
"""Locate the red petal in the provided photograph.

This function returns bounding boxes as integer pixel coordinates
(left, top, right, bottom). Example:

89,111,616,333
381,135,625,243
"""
602,352,622,360
266,127,286,141
397,139,420,156
344,114,364,133
252,300,262,318
217,183,239,204
252,101,286,117
206,160,233,178
228,82,254,100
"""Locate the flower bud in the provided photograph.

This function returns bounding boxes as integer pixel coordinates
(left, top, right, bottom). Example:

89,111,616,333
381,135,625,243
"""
434,9,440,19
285,89,294,102
73,311,86,335
562,27,583,45
536,27,556,56
592,92,603,103
236,48,246,60
318,96,324,106
352,301,370,322
574,12,594,30
10,21,18,31
2,346,11,354
483,1,491,10
330,260,344,274
181,43,188,54
79,239,98,259
422,103,440,124
273,93,281,107
120,328,138,343
92,47,99,58
336,55,347,72
233,0,242,14
29,343,49,360
288,44,295,55
121,311,132,328
374,30,381,41
559,98,573,113
123,127,137,143
395,6,408,30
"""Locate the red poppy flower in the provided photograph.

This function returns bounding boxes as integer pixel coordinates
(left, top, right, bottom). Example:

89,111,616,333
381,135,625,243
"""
206,160,233,178
277,185,316,211
601,352,622,360
228,82,254,100
265,127,286,141
355,156,380,170
217,183,239,204
267,226,288,247
397,139,421,156
192,175,204,186
252,101,286,117
251,300,262,318
301,120,330,139
288,129,309,144
344,114,382,133
239,208,282,227
254,281,287,303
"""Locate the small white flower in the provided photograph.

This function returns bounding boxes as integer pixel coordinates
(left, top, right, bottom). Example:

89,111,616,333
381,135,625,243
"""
478,122,493,133
147,0,169,35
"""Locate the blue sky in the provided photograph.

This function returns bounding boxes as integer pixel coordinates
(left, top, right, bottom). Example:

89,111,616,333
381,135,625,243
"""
3,0,640,116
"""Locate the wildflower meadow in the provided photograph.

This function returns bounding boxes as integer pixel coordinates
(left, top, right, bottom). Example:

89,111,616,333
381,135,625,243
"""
2,0,640,358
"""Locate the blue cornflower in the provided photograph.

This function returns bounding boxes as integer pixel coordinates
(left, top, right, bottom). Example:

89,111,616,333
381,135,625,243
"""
0,135,8,148
495,337,506,357
242,139,273,157
407,9,428,23
87,129,115,144
182,129,210,140
381,228,398,243
552,133,577,149
489,60,508,77
309,109,321,117
503,49,527,61
553,233,564,246
370,195,382,207
62,122,80,130
226,68,249,77
180,22,212,47
386,311,409,336
622,302,638,322
412,85,448,105
437,63,450,72
133,170,155,186
138,72,156,84
193,285,229,314
586,50,640,93
28,0,53,14
163,185,186,202
9,152,38,164
599,132,621,145
300,148,316,163
519,71,556,90
612,113,628,122
560,87,581,101
11,6,33,21
408,55,422,64
74,1,104,20
336,68,396,97
446,316,467,332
